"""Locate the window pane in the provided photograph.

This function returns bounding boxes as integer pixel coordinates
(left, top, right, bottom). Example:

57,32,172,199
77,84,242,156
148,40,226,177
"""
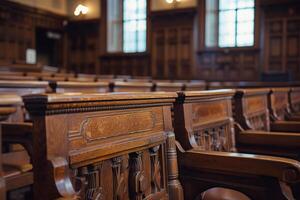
219,10,236,47
219,22,236,35
219,0,236,10
205,12,217,47
137,29,146,52
236,7,254,46
237,34,254,46
123,20,137,52
237,8,254,22
107,0,122,52
219,10,236,23
219,34,235,47
237,21,254,34
237,0,254,8
205,0,217,47
138,0,146,19
217,0,255,47
206,0,218,11
123,0,147,52
124,0,138,20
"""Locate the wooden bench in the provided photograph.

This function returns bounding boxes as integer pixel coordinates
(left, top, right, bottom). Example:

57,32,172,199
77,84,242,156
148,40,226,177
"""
23,92,183,200
97,74,115,81
173,90,300,199
234,89,300,160
0,81,48,198
153,82,184,92
268,88,300,132
0,95,34,199
183,81,206,91
207,82,224,90
289,87,300,118
0,81,49,97
49,81,110,93
110,81,153,92
68,74,97,82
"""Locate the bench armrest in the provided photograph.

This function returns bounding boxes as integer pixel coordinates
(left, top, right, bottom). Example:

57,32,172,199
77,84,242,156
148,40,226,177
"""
49,157,82,199
286,115,300,121
180,150,300,183
1,122,33,157
238,130,300,148
271,121,300,133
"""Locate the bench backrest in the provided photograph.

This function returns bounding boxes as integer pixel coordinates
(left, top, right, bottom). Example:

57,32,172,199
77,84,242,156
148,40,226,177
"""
184,81,206,91
111,81,153,92
0,81,48,122
290,87,300,113
24,92,182,200
234,89,270,131
268,88,290,121
49,81,110,93
173,90,236,152
0,81,49,96
154,82,184,92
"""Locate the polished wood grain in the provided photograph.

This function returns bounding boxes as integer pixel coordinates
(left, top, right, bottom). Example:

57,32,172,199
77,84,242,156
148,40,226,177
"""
23,92,183,200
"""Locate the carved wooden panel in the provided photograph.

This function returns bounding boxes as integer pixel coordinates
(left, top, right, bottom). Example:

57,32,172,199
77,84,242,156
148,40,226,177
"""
66,107,164,164
190,99,235,152
242,95,270,131
291,89,300,112
81,111,155,141
271,90,289,120
72,145,167,200
193,122,233,152
247,112,269,131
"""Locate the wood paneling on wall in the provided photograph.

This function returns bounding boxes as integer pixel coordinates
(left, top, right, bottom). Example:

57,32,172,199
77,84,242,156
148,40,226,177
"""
66,19,100,74
196,49,260,81
0,1,66,65
151,9,196,79
100,53,150,76
262,2,300,80
8,0,67,15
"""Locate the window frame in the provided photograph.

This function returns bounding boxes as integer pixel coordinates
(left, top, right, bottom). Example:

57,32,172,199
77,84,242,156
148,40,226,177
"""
201,0,259,51
104,0,149,55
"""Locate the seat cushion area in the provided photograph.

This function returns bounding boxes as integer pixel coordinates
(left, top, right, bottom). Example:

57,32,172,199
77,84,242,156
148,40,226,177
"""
201,187,251,200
